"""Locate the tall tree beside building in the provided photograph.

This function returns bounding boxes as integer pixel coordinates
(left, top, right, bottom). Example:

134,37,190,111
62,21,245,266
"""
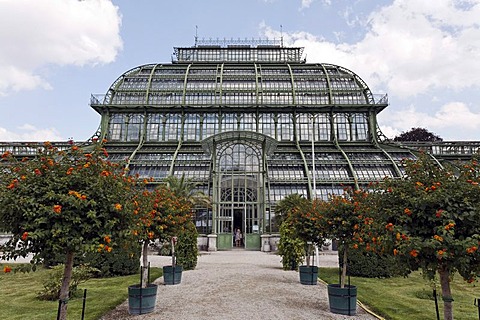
394,127,443,142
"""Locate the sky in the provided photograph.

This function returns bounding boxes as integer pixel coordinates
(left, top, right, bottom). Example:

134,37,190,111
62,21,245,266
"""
1,0,480,141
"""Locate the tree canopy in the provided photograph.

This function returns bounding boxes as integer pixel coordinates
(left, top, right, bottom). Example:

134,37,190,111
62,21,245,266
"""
0,142,137,320
132,185,193,286
290,188,380,287
378,154,480,320
393,127,443,142
164,175,210,208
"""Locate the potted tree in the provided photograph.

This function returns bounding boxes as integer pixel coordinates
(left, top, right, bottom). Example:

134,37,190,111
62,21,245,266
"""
163,175,203,273
277,221,305,271
128,185,192,314
306,188,379,315
287,197,329,285
275,194,308,271
379,154,480,320
0,142,136,320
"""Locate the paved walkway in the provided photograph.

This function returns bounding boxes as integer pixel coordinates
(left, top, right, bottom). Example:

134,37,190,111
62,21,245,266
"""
102,250,379,320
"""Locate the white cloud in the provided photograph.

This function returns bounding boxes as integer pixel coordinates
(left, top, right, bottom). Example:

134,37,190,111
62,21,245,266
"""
261,1,480,141
354,0,480,97
377,125,401,140
0,0,123,96
300,0,331,9
300,0,315,9
432,102,480,129
262,0,480,99
0,124,64,141
378,101,480,140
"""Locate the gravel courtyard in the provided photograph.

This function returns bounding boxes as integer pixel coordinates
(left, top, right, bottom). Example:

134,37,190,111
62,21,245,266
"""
102,250,379,320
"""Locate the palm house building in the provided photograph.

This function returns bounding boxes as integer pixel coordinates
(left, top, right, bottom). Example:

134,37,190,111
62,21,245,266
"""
2,38,479,251
89,38,417,251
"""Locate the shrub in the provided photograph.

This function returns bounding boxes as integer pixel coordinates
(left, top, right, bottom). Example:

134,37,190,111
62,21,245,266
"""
38,264,99,301
343,245,410,278
278,221,305,270
40,240,141,277
83,241,141,277
176,221,198,270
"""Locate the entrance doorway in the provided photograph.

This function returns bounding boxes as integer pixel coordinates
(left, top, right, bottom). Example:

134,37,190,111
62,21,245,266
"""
213,139,265,250
233,208,244,247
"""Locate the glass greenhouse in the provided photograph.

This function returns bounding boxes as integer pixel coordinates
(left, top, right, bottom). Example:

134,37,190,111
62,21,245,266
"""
2,38,479,250
89,38,415,250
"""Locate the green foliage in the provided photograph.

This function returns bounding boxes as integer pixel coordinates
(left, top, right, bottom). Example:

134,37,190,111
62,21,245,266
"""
321,189,380,251
83,241,141,277
39,239,141,277
275,194,309,270
0,142,137,263
164,175,211,208
38,264,99,301
132,185,193,244
378,154,480,320
154,240,172,256
273,193,308,229
344,245,410,278
379,154,480,282
393,127,443,142
278,221,305,270
287,199,328,247
292,188,381,286
176,221,199,270
132,181,195,287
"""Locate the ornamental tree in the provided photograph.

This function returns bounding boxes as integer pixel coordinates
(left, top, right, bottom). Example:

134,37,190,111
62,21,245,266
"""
131,185,192,287
286,196,327,266
379,153,480,320
276,194,310,269
0,142,136,320
296,188,380,288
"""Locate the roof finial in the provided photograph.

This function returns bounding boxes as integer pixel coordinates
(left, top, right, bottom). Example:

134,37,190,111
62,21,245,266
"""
195,25,198,47
280,25,284,47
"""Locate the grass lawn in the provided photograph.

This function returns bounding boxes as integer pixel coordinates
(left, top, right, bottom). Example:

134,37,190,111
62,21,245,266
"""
0,263,162,320
319,268,479,320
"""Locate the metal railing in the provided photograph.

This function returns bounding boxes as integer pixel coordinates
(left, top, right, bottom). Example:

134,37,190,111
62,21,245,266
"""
390,141,480,158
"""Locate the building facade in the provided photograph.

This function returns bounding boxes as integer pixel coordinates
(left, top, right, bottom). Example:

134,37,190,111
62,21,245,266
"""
89,38,417,250
2,39,480,250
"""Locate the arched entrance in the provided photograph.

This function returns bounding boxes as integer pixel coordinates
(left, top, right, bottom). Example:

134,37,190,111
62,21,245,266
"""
202,131,278,250
216,142,262,249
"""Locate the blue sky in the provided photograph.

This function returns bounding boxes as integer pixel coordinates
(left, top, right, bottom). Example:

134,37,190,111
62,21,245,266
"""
1,0,480,141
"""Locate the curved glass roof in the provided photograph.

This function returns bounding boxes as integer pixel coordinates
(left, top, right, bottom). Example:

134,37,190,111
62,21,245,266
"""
91,45,387,113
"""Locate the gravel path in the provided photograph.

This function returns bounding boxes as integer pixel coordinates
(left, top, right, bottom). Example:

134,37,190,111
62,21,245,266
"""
101,250,378,320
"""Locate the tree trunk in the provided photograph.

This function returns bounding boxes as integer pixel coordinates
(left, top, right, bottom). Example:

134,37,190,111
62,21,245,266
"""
171,238,176,268
141,241,149,288
341,247,347,288
58,251,74,320
306,243,311,267
439,266,454,320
